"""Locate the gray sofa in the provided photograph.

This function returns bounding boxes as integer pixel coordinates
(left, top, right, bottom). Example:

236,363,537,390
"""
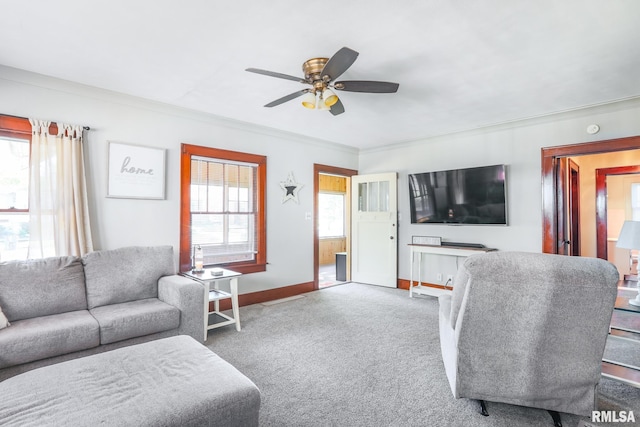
0,245,204,381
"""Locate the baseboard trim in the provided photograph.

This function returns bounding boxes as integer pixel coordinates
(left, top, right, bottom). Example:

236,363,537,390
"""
217,279,445,311
215,281,315,311
397,278,448,291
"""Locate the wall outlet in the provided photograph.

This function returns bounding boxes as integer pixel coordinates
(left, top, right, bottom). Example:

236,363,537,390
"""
436,273,443,282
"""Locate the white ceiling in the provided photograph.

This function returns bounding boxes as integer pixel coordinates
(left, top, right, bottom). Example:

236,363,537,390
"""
2,1,640,149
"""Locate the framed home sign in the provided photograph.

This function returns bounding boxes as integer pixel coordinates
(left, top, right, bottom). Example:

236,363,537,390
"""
107,141,166,199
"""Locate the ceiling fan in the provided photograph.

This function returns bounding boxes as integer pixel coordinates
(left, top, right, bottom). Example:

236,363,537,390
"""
246,47,399,116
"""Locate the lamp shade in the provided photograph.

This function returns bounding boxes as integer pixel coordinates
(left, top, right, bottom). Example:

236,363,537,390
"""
301,92,316,109
322,88,338,107
616,220,640,250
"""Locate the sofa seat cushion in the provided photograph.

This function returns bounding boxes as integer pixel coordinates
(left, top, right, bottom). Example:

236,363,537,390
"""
82,246,175,309
90,298,180,345
0,310,99,369
0,256,87,321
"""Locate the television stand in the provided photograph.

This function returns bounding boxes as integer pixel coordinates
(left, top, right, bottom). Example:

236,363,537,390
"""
443,242,486,249
408,244,496,298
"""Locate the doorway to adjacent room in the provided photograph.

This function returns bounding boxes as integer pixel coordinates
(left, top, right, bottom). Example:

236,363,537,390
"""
541,135,640,276
313,164,357,289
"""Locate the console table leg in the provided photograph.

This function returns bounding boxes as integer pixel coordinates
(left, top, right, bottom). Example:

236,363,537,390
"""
230,278,241,331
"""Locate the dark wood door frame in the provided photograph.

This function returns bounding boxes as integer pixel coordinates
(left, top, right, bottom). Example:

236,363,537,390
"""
569,159,581,256
542,135,640,255
595,165,640,259
556,157,569,254
313,164,358,290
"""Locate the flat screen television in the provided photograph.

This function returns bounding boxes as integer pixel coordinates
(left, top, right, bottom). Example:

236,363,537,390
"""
408,164,507,225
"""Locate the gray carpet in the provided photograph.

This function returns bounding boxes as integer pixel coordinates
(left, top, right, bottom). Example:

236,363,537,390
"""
206,283,640,427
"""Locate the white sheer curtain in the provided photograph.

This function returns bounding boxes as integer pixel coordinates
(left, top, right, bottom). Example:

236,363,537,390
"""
28,119,93,258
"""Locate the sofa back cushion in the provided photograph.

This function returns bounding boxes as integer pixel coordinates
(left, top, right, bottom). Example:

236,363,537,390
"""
0,256,87,322
82,246,175,309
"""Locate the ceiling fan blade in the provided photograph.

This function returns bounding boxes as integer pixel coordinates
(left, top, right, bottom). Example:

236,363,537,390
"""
329,99,345,116
334,80,399,93
246,68,306,83
264,90,309,107
321,47,359,80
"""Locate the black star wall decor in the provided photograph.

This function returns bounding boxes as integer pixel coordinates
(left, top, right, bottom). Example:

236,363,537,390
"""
280,172,303,204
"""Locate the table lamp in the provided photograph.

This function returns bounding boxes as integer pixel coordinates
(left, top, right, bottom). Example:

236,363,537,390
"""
616,220,640,306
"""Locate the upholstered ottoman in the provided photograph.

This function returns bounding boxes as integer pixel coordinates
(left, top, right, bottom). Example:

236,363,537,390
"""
0,335,260,427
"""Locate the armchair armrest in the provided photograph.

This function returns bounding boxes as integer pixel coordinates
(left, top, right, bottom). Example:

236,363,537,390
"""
158,275,204,342
438,293,452,324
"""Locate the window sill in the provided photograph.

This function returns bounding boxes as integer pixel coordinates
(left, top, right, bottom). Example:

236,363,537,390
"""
215,262,266,275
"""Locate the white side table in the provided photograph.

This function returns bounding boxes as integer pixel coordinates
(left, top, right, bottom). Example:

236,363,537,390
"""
182,268,242,340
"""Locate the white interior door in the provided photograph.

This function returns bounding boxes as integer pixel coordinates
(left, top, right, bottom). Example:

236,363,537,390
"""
351,172,398,287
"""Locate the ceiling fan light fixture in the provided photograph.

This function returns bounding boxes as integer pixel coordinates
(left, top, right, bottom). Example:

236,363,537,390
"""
301,92,316,109
317,95,330,111
322,88,338,107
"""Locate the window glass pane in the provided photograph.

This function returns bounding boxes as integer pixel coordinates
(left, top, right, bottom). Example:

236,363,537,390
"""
228,214,249,243
368,181,379,212
319,193,345,237
358,183,368,212
379,181,389,212
226,164,239,212
190,160,207,212
208,162,224,212
0,137,29,210
191,213,224,244
208,185,223,212
0,213,30,261
238,165,252,212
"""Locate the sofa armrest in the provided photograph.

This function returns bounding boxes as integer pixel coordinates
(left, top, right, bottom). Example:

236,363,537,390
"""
158,275,204,343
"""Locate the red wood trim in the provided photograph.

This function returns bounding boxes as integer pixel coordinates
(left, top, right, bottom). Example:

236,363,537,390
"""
397,278,411,290
213,281,315,311
397,278,448,291
179,143,267,274
556,158,568,255
0,114,60,137
179,144,191,272
595,169,607,259
568,159,581,255
541,152,557,254
601,361,640,387
595,165,640,259
313,164,357,290
541,135,640,254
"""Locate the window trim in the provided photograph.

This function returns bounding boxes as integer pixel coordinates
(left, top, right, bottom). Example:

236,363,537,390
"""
0,115,33,213
180,143,266,274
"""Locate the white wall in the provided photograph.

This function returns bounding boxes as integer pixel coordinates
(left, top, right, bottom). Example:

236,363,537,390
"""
4,65,640,290
0,66,358,294
358,98,640,282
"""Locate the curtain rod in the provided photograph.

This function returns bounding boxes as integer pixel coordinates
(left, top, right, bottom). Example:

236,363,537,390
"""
4,113,90,130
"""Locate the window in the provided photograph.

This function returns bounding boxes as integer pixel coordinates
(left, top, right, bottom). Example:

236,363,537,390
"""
0,116,31,261
180,144,266,274
318,193,345,237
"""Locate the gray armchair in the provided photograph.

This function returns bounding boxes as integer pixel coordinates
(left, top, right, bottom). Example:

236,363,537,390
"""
438,251,619,426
